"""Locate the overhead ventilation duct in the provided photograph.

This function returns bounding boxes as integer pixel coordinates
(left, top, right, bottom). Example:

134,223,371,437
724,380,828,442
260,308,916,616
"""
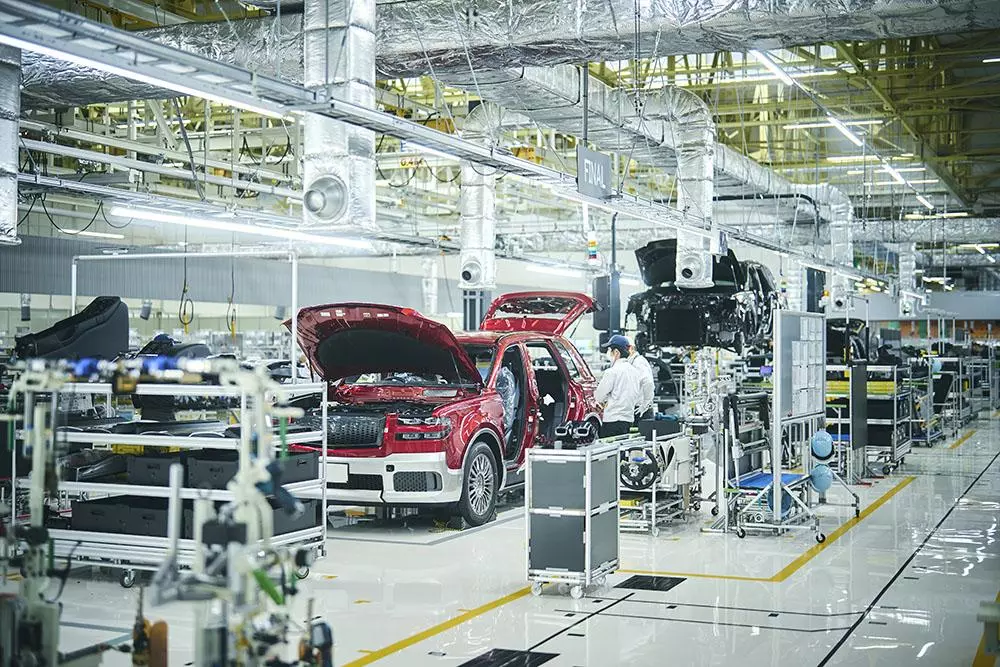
898,242,918,316
0,45,18,246
21,0,1000,105
458,103,499,290
798,183,854,305
301,0,376,230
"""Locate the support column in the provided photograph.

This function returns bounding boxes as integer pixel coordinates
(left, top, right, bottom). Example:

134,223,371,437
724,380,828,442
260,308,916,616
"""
463,290,491,331
0,45,20,246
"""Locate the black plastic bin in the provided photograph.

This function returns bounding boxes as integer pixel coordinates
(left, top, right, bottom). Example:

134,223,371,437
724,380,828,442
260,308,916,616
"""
127,453,184,486
187,451,319,490
126,497,172,537
71,496,129,534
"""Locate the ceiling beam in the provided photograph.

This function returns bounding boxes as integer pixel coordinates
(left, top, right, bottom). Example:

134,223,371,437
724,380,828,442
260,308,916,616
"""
833,41,970,206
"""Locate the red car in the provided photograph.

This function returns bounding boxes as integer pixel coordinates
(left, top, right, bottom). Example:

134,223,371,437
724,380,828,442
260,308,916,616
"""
294,291,600,526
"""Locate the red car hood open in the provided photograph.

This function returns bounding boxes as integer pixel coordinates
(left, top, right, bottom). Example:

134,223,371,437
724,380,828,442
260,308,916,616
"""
480,291,595,335
294,303,483,387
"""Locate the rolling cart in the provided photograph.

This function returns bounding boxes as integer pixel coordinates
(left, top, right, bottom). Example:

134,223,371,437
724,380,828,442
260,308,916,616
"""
526,439,619,599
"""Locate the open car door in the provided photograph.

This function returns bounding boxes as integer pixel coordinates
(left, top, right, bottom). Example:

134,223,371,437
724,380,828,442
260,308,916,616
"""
480,292,595,335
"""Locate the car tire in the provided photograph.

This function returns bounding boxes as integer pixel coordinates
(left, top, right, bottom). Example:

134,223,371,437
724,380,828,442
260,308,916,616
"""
458,441,498,527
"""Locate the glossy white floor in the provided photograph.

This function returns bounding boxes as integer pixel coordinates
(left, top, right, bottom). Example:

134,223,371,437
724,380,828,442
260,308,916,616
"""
4,417,998,667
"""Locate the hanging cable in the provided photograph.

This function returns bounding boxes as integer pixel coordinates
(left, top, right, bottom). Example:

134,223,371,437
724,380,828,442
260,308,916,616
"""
226,252,237,340
178,225,194,332
172,97,207,201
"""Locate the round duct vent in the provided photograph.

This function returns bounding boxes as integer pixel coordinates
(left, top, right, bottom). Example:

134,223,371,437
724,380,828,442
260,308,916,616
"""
675,249,713,288
461,260,483,286
304,175,348,223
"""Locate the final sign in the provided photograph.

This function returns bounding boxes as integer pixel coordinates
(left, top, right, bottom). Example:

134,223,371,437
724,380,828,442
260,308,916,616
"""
577,146,612,199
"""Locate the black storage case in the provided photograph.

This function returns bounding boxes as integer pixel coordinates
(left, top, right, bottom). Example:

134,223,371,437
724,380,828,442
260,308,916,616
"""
71,496,129,534
187,450,319,489
127,452,185,486
127,497,172,537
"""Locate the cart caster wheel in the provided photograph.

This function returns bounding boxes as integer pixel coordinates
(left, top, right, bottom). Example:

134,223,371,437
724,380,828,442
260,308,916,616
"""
294,566,310,580
120,570,136,589
570,586,584,600
531,582,544,597
882,465,892,475
711,506,719,517
651,527,661,538
557,583,570,595
595,576,607,588
816,533,827,544
735,527,746,539
692,503,701,512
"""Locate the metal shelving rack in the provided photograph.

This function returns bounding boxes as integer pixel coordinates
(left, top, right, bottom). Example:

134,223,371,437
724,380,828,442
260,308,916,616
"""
864,365,912,475
934,357,972,434
618,431,691,536
905,360,944,447
10,380,328,586
825,364,867,482
966,357,991,418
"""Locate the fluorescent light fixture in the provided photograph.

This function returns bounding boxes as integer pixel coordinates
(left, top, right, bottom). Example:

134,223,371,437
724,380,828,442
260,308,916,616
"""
916,194,934,210
904,211,970,220
828,116,864,147
989,256,997,264
108,206,373,250
984,57,1000,63
869,285,882,292
944,284,954,291
748,50,795,86
900,152,915,157
0,35,285,119
882,163,906,184
782,119,882,130
828,155,880,163
60,229,126,239
848,167,924,175
526,265,586,278
925,288,933,293
864,179,939,187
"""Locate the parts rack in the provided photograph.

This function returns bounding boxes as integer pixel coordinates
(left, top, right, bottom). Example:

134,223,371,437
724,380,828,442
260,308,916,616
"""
9,379,328,587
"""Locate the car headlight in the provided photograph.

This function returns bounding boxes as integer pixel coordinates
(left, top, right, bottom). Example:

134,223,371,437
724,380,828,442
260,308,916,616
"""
398,416,448,426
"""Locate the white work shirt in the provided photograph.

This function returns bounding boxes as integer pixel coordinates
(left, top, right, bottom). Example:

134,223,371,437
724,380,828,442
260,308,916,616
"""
595,358,644,423
629,353,655,414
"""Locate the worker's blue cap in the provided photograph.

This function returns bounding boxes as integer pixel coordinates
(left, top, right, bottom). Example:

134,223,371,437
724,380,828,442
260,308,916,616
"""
600,334,631,351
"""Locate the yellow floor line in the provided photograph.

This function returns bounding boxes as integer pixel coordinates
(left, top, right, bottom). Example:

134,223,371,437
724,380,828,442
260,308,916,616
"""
343,475,918,664
340,586,532,667
950,429,978,449
972,590,1000,667
771,476,916,582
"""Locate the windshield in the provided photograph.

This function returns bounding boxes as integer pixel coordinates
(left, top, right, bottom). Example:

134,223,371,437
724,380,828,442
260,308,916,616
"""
462,344,497,381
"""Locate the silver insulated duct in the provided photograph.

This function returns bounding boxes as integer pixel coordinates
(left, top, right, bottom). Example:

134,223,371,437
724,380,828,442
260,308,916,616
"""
458,103,499,290
898,242,918,316
301,0,376,230
21,0,1000,104
0,45,18,246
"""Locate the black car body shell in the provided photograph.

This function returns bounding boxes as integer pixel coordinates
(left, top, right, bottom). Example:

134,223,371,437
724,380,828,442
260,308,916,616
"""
628,239,773,353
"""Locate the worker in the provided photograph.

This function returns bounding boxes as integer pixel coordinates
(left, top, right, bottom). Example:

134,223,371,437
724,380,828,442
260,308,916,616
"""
628,341,655,424
595,334,643,438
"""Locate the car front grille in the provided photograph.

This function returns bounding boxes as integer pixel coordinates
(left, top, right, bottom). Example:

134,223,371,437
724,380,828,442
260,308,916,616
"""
327,415,384,448
393,471,442,493
329,473,384,491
